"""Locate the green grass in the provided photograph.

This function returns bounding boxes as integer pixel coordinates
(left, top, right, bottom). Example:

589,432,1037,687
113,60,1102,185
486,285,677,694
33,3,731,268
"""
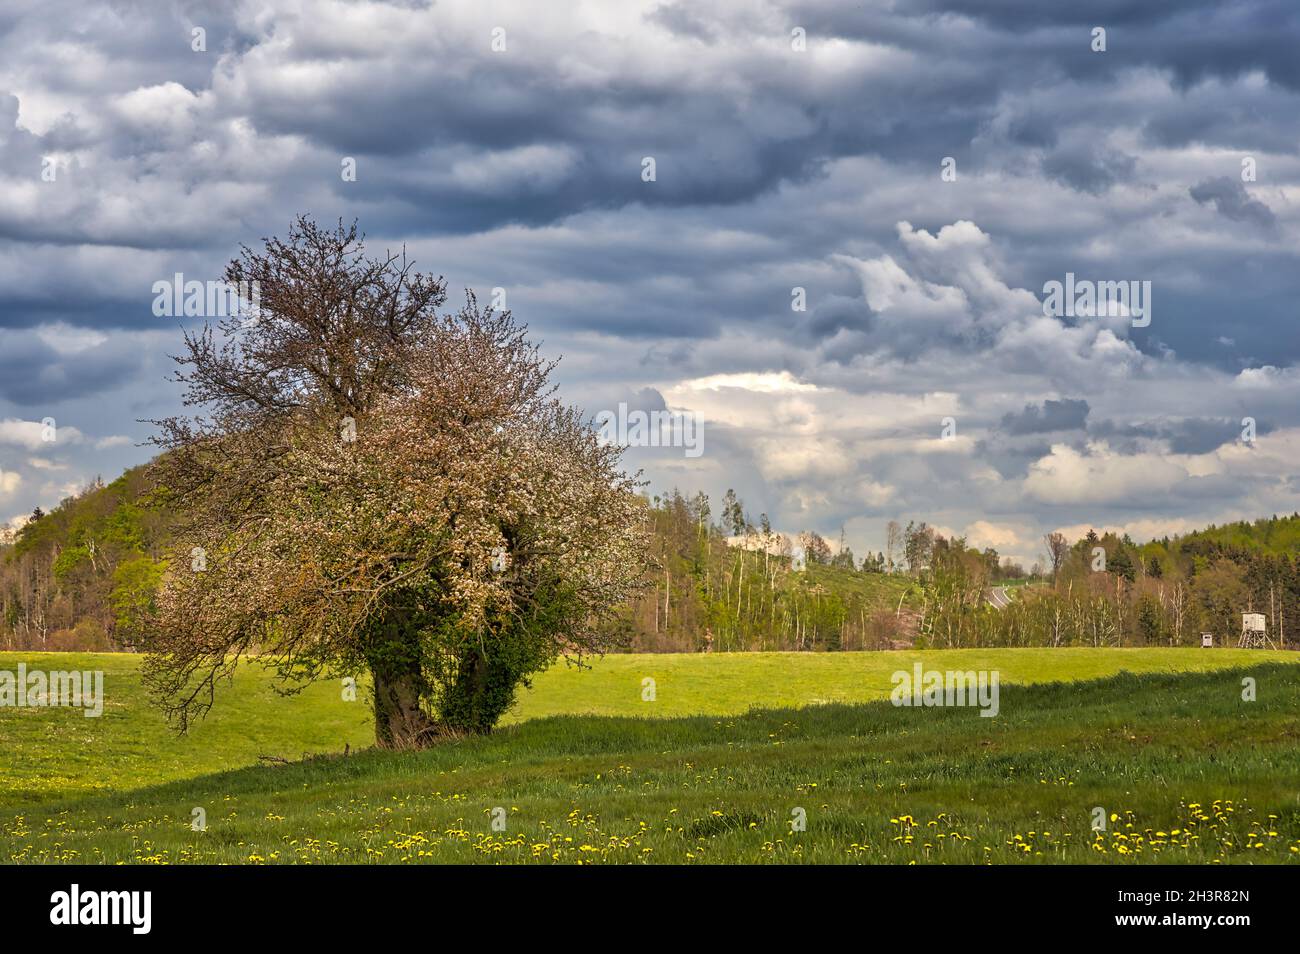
509,647,1293,720
998,578,1041,589
0,652,373,809
800,562,912,603
2,649,1298,864
1,648,1288,808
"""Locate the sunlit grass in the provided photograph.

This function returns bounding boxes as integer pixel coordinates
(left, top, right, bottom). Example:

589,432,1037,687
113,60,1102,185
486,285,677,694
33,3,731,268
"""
0,647,1293,809
1,651,1298,864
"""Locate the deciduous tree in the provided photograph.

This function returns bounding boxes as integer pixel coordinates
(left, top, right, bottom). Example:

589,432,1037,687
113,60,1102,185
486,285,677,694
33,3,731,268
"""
142,217,648,747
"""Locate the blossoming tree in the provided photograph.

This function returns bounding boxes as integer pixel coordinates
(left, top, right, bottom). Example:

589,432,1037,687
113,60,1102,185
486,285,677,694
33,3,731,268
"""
143,217,648,747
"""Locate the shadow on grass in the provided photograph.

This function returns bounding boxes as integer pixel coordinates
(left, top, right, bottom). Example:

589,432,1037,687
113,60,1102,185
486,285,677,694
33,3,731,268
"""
29,662,1297,820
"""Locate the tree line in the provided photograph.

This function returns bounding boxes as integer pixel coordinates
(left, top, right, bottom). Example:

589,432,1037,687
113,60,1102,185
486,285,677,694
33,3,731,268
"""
620,488,912,652
0,481,916,654
4,474,1298,655
913,519,1300,649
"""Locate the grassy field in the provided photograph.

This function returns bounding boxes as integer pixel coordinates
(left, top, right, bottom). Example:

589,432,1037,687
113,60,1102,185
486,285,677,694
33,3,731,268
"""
1,647,1289,808
2,648,1298,864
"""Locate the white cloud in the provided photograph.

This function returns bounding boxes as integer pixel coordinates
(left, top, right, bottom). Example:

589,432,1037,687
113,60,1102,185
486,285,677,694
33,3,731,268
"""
963,520,1031,551
0,418,84,449
680,371,818,394
36,323,108,355
26,457,66,470
1024,442,1189,505
0,469,20,499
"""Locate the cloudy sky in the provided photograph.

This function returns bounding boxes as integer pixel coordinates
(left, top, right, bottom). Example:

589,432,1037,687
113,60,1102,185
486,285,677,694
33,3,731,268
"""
1,0,1298,564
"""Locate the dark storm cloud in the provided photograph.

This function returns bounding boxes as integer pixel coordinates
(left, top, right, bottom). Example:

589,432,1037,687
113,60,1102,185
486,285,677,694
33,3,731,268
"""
1189,176,1278,231
3,0,1294,262
1040,148,1136,195
974,436,1053,480
905,0,1221,30
1,0,1299,545
625,387,669,413
646,4,721,42
1087,416,1271,455
1006,113,1058,149
903,0,1300,90
0,331,146,406
1001,399,1090,435
1164,417,1256,455
1138,91,1300,153
803,296,871,346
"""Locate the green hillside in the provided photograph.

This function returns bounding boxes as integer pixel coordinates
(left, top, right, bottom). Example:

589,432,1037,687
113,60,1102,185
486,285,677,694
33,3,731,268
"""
1157,513,1300,557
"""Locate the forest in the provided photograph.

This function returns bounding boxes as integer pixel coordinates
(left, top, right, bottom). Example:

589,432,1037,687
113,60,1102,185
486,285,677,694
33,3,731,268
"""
2,471,1297,653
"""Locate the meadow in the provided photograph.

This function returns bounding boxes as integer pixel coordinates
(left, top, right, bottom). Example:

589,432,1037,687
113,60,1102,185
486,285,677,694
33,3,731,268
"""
1,648,1298,864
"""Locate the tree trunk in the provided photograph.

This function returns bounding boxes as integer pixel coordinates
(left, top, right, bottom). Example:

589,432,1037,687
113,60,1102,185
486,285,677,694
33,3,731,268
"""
367,623,437,749
372,669,435,749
